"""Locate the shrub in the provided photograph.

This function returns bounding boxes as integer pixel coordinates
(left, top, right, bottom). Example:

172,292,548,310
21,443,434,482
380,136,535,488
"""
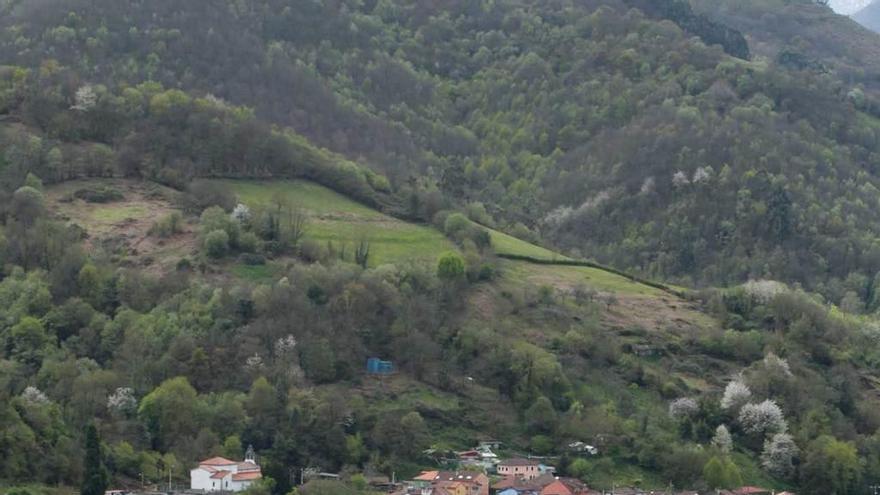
299,239,325,263
239,253,266,266
444,213,470,236
181,180,236,213
73,186,124,203
149,211,184,238
238,232,260,253
530,434,554,455
465,202,493,226
204,229,230,258
200,206,240,246
262,240,287,257
437,251,465,280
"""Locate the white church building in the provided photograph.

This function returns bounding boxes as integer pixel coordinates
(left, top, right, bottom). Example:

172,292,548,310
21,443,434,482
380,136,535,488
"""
190,446,262,492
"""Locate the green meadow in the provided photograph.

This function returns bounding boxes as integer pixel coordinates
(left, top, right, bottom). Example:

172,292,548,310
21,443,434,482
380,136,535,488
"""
216,179,456,267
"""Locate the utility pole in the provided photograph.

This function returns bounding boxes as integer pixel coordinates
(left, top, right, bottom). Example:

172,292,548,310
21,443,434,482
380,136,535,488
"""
168,463,174,493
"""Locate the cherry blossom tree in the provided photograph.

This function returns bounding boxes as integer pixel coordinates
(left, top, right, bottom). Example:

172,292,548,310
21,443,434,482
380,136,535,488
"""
761,433,798,478
712,424,733,453
669,397,699,419
721,380,752,411
739,400,787,436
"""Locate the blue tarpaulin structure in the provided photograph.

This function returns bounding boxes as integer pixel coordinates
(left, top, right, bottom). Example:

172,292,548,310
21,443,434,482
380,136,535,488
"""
366,357,394,374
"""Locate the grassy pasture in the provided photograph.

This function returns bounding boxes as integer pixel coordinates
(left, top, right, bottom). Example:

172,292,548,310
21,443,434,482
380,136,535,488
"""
215,179,456,267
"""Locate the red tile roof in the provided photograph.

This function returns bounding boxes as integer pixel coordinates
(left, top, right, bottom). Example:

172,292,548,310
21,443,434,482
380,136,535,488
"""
200,457,237,466
233,471,263,481
414,471,440,481
210,471,230,479
492,474,555,491
540,480,572,495
237,462,260,472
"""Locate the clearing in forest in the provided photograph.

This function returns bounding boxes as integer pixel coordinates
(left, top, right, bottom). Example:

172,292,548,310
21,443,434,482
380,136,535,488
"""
45,179,196,272
214,179,456,267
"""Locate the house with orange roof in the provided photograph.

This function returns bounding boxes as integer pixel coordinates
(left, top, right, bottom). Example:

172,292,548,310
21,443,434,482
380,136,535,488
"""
190,446,262,492
540,480,573,495
409,471,490,495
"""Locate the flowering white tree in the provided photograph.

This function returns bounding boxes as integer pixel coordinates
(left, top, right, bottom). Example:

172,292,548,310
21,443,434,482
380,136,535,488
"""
72,84,98,111
245,353,264,373
543,205,574,229
107,387,137,415
741,280,787,304
274,334,298,357
692,166,713,184
763,352,793,377
672,170,690,187
712,424,733,453
640,177,656,194
738,400,787,436
721,380,752,411
761,433,798,478
232,203,251,224
21,386,49,404
669,397,699,419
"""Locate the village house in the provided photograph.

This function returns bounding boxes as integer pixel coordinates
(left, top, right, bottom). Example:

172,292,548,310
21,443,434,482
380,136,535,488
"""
190,446,262,492
496,458,541,480
492,475,594,495
410,471,490,495
457,445,499,471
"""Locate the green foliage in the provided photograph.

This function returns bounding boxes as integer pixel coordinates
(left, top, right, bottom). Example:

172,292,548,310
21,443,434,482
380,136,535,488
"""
437,251,465,281
2,3,880,494
300,339,336,384
72,186,123,203
203,230,230,258
444,213,470,237
11,186,45,226
149,212,183,238
703,456,743,489
138,377,201,451
223,180,455,266
24,173,43,191
80,424,107,495
10,316,52,368
800,436,862,495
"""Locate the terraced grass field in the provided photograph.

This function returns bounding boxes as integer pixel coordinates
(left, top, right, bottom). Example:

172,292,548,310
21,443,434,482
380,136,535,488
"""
499,259,665,296
216,179,456,267
486,227,571,261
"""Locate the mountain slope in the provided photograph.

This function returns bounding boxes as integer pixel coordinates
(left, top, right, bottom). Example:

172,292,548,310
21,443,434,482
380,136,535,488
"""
3,3,880,493
4,0,880,305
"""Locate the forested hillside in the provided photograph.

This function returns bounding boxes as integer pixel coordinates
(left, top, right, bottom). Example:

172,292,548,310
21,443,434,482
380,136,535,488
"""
2,1,880,495
4,0,880,304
